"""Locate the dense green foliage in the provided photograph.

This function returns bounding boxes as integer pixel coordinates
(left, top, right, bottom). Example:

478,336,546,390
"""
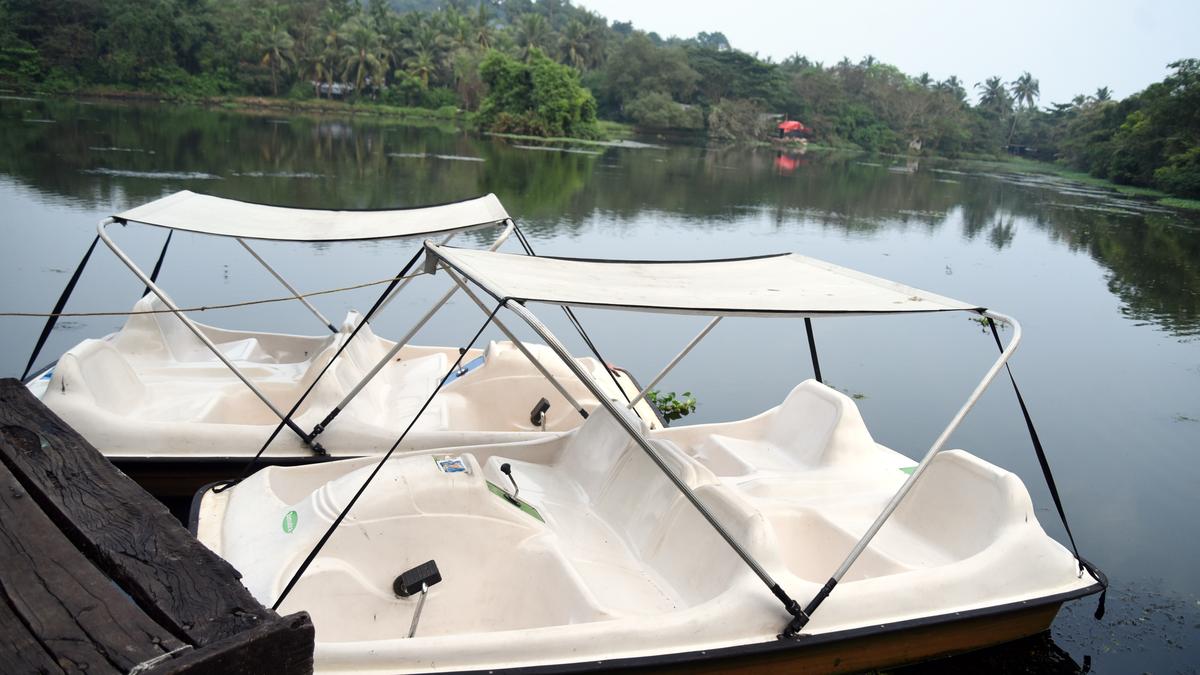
477,48,596,137
1047,60,1200,197
0,0,1196,196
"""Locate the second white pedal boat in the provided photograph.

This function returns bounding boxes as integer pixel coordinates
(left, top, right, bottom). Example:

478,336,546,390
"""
24,192,653,493
195,243,1106,673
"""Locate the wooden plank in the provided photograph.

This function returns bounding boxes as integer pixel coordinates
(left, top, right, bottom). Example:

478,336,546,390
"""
0,589,65,675
148,612,315,675
0,379,274,646
0,463,186,674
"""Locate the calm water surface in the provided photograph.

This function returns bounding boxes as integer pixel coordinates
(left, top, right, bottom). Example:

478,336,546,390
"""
1,97,1197,673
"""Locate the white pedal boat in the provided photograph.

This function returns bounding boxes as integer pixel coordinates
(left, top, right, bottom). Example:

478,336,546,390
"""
33,296,643,458
23,192,653,493
193,244,1105,673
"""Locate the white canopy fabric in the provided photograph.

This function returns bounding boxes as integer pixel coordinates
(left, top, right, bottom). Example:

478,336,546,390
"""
426,244,983,317
114,190,510,242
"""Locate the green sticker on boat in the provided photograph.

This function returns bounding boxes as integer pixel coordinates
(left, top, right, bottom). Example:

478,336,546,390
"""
900,466,917,475
486,481,544,522
282,510,298,533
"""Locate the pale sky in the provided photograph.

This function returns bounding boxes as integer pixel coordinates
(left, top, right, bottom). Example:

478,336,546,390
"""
577,0,1198,105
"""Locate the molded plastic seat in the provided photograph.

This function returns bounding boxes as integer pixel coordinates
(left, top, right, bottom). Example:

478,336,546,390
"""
681,380,886,477
480,410,758,612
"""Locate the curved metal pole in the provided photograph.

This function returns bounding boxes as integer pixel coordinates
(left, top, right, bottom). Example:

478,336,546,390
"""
237,238,337,333
376,221,512,314
97,220,311,443
798,309,1023,623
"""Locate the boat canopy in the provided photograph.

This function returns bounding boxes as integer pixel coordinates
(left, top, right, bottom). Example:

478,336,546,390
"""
114,190,511,242
424,244,984,317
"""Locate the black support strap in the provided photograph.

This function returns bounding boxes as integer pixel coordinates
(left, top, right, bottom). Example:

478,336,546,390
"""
781,319,1106,637
804,317,823,383
21,235,100,381
142,230,174,299
986,317,1081,564
986,317,1107,616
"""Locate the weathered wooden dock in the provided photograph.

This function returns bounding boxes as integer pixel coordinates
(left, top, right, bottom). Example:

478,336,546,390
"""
0,378,314,674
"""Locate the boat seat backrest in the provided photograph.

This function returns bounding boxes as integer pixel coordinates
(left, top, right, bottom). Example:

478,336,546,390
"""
763,380,878,466
593,439,699,558
147,299,274,363
53,339,145,412
109,295,172,360
114,295,278,364
556,410,722,569
326,318,382,393
646,484,769,604
886,450,1026,560
554,407,644,499
323,318,406,404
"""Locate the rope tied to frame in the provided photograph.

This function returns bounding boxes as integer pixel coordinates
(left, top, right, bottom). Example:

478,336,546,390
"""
212,247,430,492
2,271,431,319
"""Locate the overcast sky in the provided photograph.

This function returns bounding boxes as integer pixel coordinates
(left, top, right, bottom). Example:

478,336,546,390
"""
576,0,1198,105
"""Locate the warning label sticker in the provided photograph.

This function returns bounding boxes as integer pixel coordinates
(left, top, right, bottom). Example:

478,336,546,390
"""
435,456,469,474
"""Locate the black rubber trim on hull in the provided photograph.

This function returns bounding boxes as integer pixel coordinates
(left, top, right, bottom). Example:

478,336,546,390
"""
187,480,224,535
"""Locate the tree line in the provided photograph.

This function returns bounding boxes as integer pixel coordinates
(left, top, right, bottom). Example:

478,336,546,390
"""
0,0,1196,197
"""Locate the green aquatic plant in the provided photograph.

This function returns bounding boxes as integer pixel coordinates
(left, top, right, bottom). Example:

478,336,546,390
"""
969,315,1009,332
645,390,697,426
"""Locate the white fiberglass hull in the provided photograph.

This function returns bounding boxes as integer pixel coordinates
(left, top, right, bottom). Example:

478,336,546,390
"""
33,296,655,465
195,381,1101,673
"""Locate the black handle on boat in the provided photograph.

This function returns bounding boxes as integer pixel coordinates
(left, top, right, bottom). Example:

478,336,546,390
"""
500,463,521,504
529,397,551,427
394,560,442,597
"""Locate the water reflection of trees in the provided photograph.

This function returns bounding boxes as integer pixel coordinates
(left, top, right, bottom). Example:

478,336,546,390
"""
2,98,1197,336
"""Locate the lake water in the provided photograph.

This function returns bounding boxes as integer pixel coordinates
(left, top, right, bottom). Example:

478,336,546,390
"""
1,96,1197,673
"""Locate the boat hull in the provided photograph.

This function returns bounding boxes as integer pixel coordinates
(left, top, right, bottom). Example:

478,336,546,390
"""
448,594,1091,674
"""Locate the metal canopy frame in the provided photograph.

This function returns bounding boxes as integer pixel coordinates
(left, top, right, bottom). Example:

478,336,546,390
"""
95,214,513,449
423,241,1055,635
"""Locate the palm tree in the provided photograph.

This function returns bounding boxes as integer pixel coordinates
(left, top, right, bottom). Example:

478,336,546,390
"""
578,11,608,68
338,14,386,95
975,76,1012,114
255,12,295,96
1005,72,1039,145
440,6,472,50
404,48,436,89
916,72,932,89
515,13,549,60
1010,71,1040,110
558,19,589,70
314,40,340,97
471,1,494,50
401,16,451,87
1093,86,1112,102
937,75,967,104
